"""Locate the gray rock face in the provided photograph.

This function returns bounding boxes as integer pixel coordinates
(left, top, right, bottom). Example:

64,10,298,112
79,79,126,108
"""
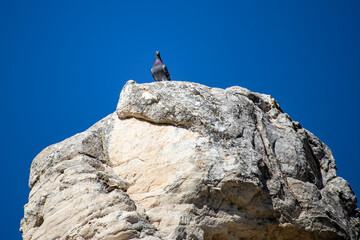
21,80,360,240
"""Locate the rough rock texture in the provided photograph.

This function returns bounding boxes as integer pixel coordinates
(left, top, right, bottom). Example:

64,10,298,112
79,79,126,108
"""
21,80,360,240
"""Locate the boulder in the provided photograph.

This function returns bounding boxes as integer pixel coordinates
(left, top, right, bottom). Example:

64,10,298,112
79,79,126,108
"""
21,80,360,240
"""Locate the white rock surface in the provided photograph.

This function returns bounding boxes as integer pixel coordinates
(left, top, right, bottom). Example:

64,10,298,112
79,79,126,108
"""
21,80,360,240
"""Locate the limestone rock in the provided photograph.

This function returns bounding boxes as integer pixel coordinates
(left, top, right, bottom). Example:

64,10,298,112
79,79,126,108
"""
21,80,360,240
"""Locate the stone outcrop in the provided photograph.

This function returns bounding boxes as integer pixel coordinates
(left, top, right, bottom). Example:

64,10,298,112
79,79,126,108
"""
21,80,360,240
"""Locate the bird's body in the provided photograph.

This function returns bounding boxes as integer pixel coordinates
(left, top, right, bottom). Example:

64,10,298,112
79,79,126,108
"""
151,51,171,81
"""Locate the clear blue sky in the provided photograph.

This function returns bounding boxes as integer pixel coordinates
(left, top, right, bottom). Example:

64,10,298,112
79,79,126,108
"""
1,1,359,239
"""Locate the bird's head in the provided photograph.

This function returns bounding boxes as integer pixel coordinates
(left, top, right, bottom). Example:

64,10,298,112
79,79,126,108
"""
154,51,162,62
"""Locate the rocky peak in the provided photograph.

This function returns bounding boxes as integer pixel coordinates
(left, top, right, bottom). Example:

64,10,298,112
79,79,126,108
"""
21,80,360,240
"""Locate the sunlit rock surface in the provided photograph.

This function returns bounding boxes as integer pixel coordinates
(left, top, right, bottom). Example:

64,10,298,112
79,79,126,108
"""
21,80,360,240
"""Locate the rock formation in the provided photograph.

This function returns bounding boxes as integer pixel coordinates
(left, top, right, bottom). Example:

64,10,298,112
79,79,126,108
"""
21,80,360,240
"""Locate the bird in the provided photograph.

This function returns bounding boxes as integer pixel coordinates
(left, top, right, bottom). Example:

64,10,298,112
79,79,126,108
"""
151,51,171,81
